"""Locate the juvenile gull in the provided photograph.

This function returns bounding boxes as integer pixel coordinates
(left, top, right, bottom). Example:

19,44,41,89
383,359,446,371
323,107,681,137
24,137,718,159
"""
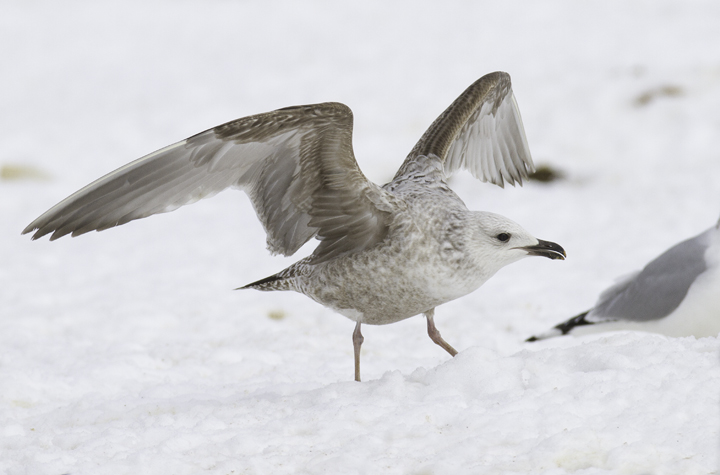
527,215,720,342
23,71,566,381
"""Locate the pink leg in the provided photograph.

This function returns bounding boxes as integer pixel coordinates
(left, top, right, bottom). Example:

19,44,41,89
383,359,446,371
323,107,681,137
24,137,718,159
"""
353,321,364,382
425,308,457,356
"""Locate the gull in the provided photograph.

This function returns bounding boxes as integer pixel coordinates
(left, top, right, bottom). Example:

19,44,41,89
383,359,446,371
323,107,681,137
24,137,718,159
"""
527,215,720,342
23,71,566,381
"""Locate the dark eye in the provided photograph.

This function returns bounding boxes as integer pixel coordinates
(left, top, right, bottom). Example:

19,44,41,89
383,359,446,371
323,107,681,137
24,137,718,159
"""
496,233,511,242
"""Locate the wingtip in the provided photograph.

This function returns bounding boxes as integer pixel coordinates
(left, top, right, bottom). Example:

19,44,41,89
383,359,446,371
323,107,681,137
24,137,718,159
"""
553,311,593,335
525,327,562,342
489,71,511,82
21,224,44,241
23,225,74,242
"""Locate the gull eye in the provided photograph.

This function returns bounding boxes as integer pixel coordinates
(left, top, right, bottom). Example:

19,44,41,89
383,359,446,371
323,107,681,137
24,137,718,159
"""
496,233,511,242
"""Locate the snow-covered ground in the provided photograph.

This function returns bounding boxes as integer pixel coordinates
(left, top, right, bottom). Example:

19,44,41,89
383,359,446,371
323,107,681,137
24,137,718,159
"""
2,1,720,473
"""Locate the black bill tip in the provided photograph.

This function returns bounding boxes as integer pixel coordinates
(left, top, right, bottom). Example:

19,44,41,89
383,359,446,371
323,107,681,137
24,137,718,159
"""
519,239,566,260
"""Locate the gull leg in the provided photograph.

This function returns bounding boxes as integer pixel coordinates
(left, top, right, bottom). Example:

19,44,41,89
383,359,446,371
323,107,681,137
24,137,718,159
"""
425,308,458,356
353,321,364,382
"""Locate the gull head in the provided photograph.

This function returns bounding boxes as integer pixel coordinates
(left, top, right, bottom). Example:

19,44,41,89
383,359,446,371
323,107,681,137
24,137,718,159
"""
465,211,566,272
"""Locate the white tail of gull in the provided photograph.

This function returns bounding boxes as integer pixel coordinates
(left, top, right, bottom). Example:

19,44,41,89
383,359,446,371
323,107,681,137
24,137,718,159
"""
527,215,720,341
23,71,565,381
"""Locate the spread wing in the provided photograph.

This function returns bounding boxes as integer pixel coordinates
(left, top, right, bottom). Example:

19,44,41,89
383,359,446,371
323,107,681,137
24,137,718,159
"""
393,71,533,187
23,102,393,262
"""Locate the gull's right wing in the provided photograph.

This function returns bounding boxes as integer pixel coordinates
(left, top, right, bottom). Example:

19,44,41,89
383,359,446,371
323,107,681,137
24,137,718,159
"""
23,102,393,261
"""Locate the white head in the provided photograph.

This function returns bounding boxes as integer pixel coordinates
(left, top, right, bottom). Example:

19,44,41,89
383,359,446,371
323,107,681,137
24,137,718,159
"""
464,211,565,274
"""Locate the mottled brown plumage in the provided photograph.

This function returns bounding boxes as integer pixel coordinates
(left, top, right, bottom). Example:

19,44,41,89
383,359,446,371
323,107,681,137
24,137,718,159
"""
24,72,565,381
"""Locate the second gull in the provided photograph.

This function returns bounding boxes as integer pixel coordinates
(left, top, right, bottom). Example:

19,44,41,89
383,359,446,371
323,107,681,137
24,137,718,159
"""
527,215,720,341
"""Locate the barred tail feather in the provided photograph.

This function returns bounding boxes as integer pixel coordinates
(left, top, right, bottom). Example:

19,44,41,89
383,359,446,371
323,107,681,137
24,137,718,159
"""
238,273,293,291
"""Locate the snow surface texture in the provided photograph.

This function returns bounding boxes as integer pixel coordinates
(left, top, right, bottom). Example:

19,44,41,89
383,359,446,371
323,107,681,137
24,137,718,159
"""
2,1,720,474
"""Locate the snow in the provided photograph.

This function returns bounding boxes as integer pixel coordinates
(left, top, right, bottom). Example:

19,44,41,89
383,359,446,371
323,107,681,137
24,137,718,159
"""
2,1,720,473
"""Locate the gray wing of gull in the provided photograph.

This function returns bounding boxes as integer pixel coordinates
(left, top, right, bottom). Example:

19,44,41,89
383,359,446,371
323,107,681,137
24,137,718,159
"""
586,228,712,323
392,71,533,187
23,102,393,262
